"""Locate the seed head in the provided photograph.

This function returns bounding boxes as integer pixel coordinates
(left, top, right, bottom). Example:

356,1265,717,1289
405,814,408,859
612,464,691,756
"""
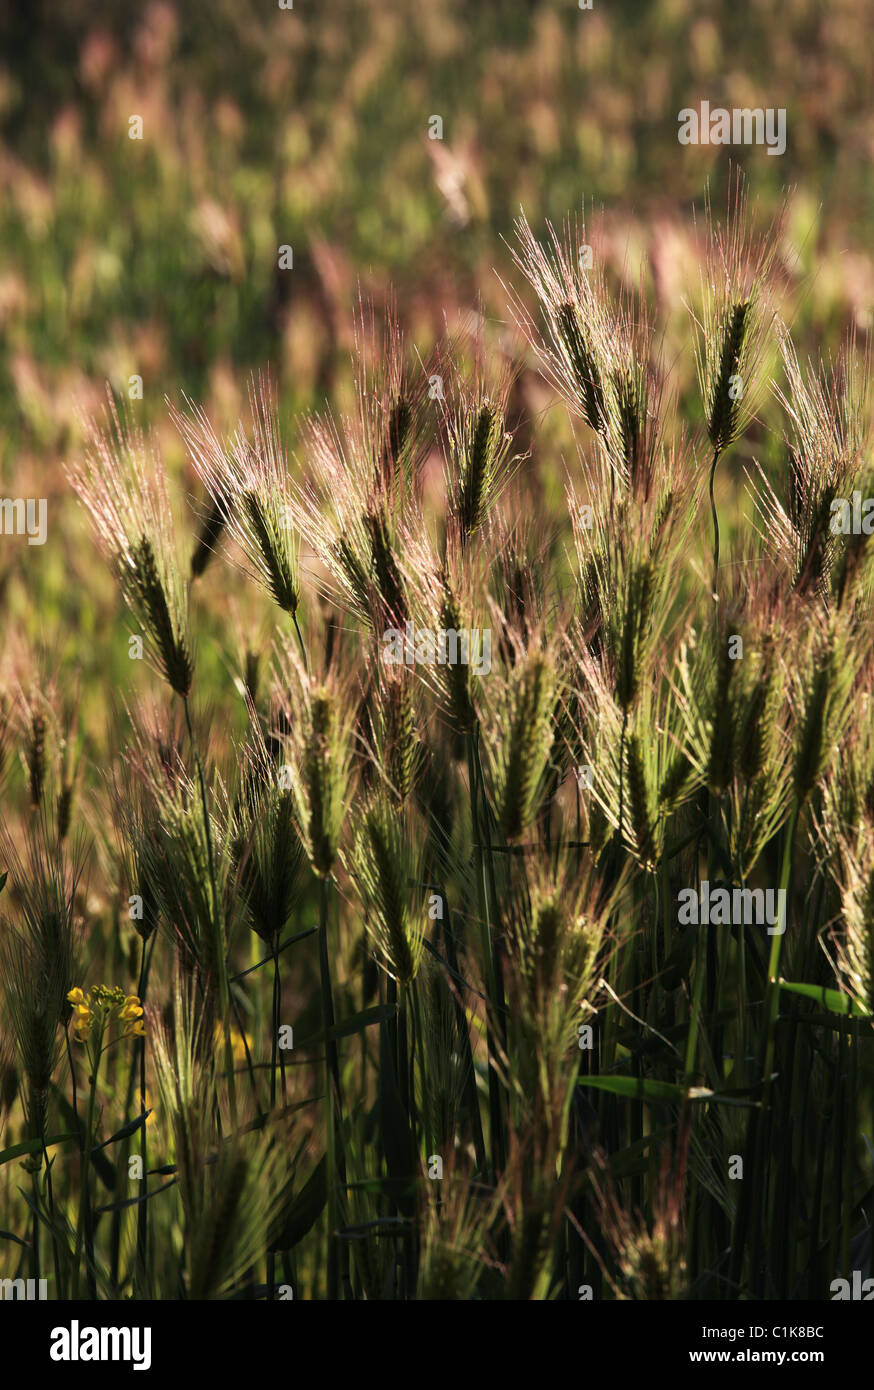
485,648,557,842
174,375,301,617
70,393,193,698
350,791,425,986
274,644,357,880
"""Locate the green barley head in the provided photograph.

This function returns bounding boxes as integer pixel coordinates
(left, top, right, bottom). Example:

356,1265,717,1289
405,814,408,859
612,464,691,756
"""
350,790,425,986
274,644,357,880
484,646,557,843
70,394,193,698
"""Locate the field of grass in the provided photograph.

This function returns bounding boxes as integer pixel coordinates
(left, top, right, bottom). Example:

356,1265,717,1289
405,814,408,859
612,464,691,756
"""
1,1,873,1307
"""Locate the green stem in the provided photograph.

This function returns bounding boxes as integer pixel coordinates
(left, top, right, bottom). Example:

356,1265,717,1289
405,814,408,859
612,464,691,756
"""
271,936,282,1110
437,887,487,1173
39,1115,62,1297
762,799,799,1098
318,874,345,1298
466,732,503,1183
410,979,429,1163
732,798,800,1294
617,707,629,855
683,923,707,1087
709,446,721,602
292,610,309,674
72,1032,102,1299
472,734,509,1149
134,936,151,1293
29,1165,40,1287
183,694,237,1131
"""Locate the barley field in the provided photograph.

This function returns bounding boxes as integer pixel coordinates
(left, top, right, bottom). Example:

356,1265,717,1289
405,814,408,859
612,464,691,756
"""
1,1,873,1318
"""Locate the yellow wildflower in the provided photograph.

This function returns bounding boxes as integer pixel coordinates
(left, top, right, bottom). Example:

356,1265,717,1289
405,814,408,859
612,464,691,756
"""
67,986,95,1041
66,985,145,1042
119,994,145,1038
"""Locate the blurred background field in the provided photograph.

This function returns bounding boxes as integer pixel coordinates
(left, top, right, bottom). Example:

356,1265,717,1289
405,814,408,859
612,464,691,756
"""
1,0,873,768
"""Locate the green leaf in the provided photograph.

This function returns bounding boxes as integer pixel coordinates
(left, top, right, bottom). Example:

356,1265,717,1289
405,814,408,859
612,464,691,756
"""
686,1086,760,1108
297,1002,399,1049
578,1076,688,1103
230,926,318,983
270,1156,327,1252
91,1110,154,1151
0,1133,76,1168
0,1227,30,1249
94,1177,178,1215
577,1076,759,1107
779,979,871,1018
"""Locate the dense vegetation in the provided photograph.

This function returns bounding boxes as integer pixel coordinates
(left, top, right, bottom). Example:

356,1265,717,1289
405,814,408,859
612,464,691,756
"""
1,2,872,1302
